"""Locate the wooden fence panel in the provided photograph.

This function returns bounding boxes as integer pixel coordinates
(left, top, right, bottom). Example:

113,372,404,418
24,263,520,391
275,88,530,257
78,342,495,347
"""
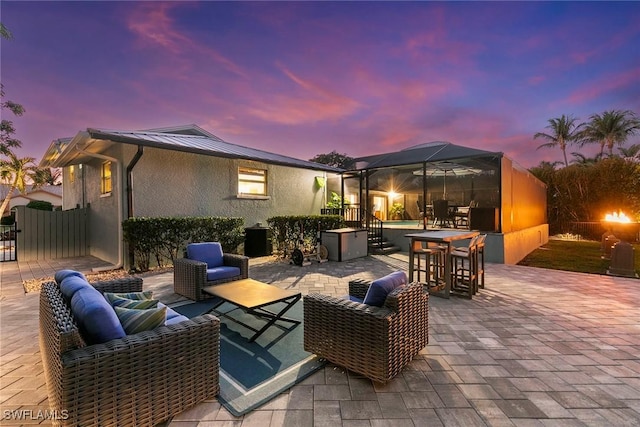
15,206,88,261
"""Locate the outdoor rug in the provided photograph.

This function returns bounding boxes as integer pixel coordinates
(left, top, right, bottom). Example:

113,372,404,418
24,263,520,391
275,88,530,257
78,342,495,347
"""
173,298,325,416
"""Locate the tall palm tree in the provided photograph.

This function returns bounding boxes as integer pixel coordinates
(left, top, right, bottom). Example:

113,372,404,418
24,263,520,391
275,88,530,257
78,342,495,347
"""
534,114,584,167
580,109,640,156
0,153,37,217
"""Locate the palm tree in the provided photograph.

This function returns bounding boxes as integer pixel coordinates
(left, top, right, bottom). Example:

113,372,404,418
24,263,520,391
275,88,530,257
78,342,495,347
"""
0,153,38,217
32,167,62,186
618,143,640,161
570,151,603,166
534,114,584,167
580,110,640,156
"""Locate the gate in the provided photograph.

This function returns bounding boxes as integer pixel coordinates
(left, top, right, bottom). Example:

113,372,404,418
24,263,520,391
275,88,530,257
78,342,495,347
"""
0,222,17,262
14,205,88,261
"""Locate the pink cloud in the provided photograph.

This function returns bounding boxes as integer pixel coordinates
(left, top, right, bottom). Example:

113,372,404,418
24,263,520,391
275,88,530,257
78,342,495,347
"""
245,66,361,125
125,3,247,79
563,67,640,106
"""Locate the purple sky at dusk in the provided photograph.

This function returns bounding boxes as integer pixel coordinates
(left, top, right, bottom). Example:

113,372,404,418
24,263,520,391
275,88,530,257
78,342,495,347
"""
2,1,639,169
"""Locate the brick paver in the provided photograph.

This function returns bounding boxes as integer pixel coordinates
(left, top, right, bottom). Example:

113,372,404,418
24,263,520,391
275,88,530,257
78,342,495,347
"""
1,254,639,426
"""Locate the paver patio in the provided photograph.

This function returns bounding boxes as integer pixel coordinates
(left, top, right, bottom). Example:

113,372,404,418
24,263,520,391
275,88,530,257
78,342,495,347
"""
1,254,639,426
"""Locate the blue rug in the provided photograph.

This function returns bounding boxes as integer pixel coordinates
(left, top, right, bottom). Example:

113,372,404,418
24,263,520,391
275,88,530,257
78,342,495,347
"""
173,298,325,416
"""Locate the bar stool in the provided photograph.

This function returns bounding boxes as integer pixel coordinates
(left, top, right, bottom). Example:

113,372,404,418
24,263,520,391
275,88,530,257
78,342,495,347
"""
412,240,445,289
451,234,486,296
450,235,479,298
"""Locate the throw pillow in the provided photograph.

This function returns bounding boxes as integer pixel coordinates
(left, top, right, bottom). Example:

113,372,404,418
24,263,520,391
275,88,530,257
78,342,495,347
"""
362,271,407,307
114,306,167,335
187,242,224,268
109,297,159,309
104,291,153,303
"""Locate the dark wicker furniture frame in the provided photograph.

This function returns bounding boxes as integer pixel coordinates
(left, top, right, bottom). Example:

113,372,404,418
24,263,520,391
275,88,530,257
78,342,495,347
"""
39,277,220,427
174,252,249,301
303,279,429,383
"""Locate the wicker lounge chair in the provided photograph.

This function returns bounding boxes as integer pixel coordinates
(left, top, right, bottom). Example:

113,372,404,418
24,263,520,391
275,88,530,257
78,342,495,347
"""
303,279,429,382
39,276,220,427
174,242,249,301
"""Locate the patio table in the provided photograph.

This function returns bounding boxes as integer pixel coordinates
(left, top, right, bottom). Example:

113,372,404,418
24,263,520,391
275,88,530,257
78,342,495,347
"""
203,278,301,342
406,230,479,298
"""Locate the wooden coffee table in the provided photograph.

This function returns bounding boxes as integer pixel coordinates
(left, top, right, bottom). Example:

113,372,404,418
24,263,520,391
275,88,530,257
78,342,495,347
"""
202,278,301,342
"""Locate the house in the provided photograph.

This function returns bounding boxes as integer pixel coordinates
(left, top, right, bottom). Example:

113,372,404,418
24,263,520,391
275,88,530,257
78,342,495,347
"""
39,125,342,268
0,184,63,216
324,141,548,264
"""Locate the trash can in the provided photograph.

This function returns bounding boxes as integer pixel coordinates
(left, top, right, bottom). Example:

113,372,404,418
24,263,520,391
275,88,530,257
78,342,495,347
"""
244,225,272,257
608,241,637,278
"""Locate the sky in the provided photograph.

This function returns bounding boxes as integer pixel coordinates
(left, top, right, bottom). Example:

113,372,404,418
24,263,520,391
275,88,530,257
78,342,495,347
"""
1,1,639,169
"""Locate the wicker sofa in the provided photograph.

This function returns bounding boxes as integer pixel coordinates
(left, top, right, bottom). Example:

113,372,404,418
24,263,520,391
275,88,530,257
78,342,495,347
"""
39,275,220,427
303,278,428,383
174,242,249,301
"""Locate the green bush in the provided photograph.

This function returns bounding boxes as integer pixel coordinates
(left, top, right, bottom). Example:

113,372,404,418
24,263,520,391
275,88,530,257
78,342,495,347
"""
122,216,245,271
530,158,640,235
266,215,345,256
0,213,15,225
26,200,53,211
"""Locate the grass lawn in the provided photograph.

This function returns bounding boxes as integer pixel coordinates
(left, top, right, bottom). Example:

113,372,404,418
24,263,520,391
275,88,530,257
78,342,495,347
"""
518,238,640,276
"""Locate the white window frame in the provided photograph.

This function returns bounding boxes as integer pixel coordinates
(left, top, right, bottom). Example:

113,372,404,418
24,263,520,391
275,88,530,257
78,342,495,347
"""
101,161,112,195
238,167,269,199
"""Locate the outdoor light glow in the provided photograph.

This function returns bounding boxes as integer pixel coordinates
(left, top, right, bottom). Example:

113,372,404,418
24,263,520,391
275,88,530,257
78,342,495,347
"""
388,191,398,200
604,211,632,223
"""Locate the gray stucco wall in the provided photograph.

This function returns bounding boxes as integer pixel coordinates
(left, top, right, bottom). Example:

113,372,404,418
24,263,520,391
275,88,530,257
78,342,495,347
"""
62,144,334,266
61,154,122,266
128,146,329,226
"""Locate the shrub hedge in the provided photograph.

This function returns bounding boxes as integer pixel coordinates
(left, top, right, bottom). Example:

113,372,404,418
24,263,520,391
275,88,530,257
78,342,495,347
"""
122,216,245,271
266,215,345,256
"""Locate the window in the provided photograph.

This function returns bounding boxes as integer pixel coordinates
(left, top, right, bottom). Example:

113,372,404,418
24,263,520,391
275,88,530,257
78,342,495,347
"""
238,167,267,196
101,161,112,194
69,165,75,183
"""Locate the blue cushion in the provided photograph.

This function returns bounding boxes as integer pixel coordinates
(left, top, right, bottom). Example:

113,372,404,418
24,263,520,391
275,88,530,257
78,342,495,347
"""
362,271,407,307
71,286,126,344
165,314,190,325
158,303,190,325
187,242,224,268
206,266,240,281
60,275,93,301
55,269,87,285
346,295,364,303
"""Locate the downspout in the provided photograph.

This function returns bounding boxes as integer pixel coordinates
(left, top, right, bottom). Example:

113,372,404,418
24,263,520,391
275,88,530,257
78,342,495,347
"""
126,146,144,268
74,147,124,272
126,146,144,218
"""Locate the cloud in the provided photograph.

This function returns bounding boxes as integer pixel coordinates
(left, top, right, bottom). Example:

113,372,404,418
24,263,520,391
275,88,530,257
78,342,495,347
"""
125,2,247,78
245,65,361,125
562,67,640,106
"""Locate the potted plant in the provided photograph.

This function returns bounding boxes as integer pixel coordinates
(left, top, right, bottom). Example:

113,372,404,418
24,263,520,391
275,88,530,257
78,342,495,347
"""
389,203,405,220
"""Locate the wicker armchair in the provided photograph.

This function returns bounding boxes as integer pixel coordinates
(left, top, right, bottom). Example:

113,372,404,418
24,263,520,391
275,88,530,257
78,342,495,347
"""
174,244,249,301
303,279,429,382
39,277,220,427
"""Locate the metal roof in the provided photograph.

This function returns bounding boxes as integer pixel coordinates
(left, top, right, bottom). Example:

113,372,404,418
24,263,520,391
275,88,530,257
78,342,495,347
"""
40,125,342,173
352,141,502,170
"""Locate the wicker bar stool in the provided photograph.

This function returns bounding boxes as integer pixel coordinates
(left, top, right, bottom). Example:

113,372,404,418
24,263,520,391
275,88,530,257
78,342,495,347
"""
412,240,445,289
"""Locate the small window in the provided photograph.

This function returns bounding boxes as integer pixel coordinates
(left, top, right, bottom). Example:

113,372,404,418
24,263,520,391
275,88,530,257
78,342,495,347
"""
101,161,112,194
238,167,267,196
69,165,75,183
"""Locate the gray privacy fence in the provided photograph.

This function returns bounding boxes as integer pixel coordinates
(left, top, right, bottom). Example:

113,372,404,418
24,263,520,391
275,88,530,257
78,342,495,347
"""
14,205,88,261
